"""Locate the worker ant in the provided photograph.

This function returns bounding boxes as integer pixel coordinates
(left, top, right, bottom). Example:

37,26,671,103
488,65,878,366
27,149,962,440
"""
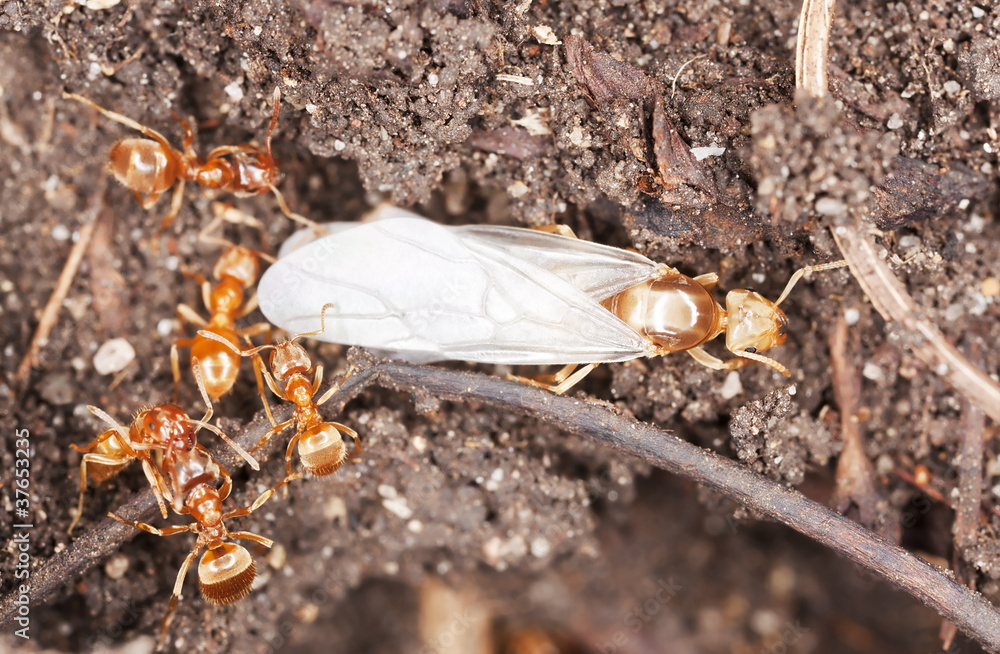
171,204,274,405
68,365,258,534
198,303,362,478
109,442,301,648
63,86,315,240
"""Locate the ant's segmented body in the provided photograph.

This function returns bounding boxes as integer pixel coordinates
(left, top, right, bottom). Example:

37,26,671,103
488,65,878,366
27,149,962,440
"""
63,87,314,239
258,208,848,392
199,304,361,478
171,237,272,404
68,367,258,534
109,441,300,648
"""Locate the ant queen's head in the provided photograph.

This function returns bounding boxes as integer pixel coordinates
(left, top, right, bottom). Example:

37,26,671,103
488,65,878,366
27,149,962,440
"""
724,290,790,375
722,260,847,376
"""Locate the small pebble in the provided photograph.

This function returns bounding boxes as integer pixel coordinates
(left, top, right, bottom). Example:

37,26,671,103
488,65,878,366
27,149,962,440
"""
82,0,122,8
719,371,743,400
690,146,726,161
530,537,551,558
815,197,846,216
531,25,561,45
862,362,883,381
508,181,529,198
266,543,287,569
981,277,1000,297
295,603,320,624
93,338,135,375
382,496,413,520
156,318,176,337
887,113,903,129
224,81,244,101
104,553,129,580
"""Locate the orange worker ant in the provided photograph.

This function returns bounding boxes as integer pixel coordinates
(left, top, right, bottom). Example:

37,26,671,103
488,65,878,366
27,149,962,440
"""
62,86,315,239
108,442,301,648
199,303,362,478
171,204,274,404
68,364,258,534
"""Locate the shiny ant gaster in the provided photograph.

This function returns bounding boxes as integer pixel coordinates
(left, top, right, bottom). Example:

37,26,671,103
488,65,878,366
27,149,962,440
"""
170,207,274,404
109,439,300,649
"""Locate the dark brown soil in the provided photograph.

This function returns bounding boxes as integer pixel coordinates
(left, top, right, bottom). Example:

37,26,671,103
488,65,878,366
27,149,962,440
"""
1,0,997,653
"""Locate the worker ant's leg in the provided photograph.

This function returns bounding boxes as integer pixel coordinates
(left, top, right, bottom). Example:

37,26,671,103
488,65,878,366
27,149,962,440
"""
223,473,303,520
67,452,128,534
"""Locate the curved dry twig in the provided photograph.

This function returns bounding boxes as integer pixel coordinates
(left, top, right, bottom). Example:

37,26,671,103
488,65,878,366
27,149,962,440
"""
832,228,1000,421
13,181,106,388
1,354,998,649
795,0,836,98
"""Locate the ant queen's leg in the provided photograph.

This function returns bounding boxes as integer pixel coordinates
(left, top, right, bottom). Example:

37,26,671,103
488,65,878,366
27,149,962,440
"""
507,363,599,395
529,224,578,238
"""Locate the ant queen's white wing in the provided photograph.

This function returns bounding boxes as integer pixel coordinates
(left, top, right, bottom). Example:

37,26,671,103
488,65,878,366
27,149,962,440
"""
258,208,662,365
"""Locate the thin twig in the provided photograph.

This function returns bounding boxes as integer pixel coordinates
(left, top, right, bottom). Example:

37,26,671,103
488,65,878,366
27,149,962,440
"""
945,369,987,650
13,180,106,387
795,0,836,98
829,316,897,539
954,349,986,551
3,356,998,650
832,226,1000,422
